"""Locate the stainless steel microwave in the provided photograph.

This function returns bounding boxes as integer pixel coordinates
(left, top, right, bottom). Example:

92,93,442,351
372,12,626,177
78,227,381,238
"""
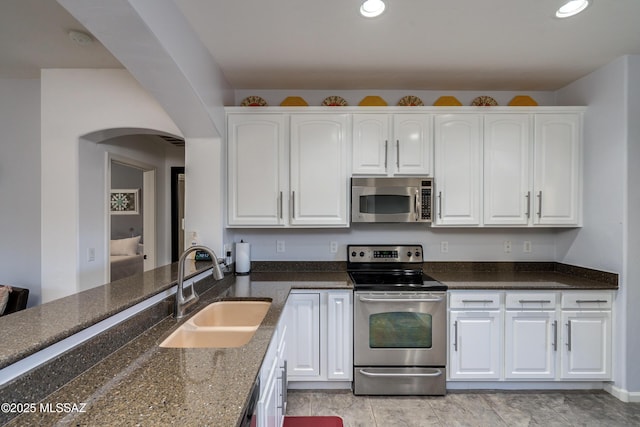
351,177,433,223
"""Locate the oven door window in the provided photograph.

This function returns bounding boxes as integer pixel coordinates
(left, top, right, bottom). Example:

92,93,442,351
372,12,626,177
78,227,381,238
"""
359,195,411,215
369,312,432,348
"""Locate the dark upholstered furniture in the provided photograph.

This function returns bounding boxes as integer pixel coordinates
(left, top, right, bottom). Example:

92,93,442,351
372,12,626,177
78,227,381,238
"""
1,286,29,316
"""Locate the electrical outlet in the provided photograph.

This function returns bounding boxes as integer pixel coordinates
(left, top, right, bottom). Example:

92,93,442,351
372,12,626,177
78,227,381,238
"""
330,241,338,253
504,241,512,253
440,241,448,253
276,240,285,253
523,241,532,253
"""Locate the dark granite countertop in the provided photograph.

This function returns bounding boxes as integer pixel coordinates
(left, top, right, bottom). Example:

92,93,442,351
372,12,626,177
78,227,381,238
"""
0,261,216,369
425,262,618,290
5,273,352,427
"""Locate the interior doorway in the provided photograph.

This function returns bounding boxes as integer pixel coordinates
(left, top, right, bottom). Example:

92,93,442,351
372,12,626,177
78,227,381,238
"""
171,167,186,262
108,155,157,281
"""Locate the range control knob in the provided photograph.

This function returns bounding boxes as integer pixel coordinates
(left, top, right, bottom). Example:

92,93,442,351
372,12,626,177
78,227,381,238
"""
359,251,365,257
415,251,421,257
407,251,413,257
351,251,357,257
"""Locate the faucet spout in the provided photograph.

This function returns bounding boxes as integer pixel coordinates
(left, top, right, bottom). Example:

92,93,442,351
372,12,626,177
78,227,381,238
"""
175,245,225,319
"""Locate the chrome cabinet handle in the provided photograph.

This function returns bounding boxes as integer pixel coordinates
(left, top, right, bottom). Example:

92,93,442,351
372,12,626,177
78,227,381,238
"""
518,299,552,304
453,321,458,351
526,191,531,218
384,140,388,170
552,320,558,351
438,191,442,219
576,300,608,304
359,295,444,303
277,360,287,409
291,191,295,219
461,299,494,304
566,320,572,351
278,191,283,219
396,139,400,169
359,369,443,378
537,191,542,218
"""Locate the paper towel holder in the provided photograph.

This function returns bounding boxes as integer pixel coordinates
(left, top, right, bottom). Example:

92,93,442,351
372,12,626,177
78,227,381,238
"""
235,240,251,275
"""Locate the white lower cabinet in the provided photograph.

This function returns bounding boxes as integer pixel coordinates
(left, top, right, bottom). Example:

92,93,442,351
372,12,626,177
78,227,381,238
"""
449,292,502,379
286,290,353,384
504,292,558,379
560,292,612,380
448,290,613,383
258,308,287,427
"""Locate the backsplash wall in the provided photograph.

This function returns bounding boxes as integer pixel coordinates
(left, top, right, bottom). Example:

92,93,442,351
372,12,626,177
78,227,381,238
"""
229,226,558,262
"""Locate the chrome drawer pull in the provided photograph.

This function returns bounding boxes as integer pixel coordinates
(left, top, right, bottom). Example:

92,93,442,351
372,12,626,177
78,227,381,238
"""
453,321,458,352
566,320,572,351
575,299,608,304
359,369,443,378
359,296,444,303
552,320,558,351
461,299,494,304
518,299,552,304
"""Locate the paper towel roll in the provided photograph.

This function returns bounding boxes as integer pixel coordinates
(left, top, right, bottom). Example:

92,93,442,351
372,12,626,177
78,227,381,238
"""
235,241,251,274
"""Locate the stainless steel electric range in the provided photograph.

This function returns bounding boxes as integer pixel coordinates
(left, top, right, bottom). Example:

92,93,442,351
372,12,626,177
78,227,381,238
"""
348,244,447,395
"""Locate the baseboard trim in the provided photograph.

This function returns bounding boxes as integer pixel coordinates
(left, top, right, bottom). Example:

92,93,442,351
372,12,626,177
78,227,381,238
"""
604,384,640,402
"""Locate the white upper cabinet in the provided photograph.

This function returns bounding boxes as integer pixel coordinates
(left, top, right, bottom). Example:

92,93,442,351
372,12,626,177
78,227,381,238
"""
227,114,287,226
352,114,433,176
352,114,389,175
434,114,482,226
290,114,350,227
227,112,350,228
533,114,582,226
483,114,532,225
394,114,433,175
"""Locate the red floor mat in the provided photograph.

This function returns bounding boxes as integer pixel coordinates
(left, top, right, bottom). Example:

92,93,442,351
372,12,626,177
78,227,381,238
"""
283,416,344,427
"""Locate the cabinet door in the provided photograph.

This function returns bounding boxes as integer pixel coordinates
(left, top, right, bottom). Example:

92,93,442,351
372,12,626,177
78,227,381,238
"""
560,311,611,379
290,114,349,226
258,356,279,427
327,291,353,380
352,114,390,175
434,114,482,226
449,310,502,379
484,114,532,225
227,114,287,226
394,114,433,176
533,114,581,226
505,311,556,379
286,292,321,379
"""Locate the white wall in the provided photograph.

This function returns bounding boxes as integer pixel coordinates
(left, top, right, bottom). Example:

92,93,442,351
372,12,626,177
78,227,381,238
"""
0,79,41,306
41,69,182,302
78,135,184,291
625,55,640,393
232,226,557,262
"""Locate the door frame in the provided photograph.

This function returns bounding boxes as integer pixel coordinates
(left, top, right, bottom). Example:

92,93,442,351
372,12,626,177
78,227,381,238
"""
171,167,185,262
106,153,157,281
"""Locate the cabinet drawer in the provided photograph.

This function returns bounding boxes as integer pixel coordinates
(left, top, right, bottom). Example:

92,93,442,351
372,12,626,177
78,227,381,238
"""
505,292,557,310
449,292,501,309
561,291,612,309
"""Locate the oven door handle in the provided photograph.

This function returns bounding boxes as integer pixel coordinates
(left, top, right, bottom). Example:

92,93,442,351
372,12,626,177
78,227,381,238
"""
359,369,443,378
358,295,444,303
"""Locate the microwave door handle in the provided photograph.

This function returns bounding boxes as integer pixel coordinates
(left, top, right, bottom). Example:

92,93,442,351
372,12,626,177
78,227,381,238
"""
414,193,419,220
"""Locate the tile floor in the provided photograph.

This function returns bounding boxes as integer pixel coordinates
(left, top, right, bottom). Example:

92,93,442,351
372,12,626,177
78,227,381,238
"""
286,390,640,427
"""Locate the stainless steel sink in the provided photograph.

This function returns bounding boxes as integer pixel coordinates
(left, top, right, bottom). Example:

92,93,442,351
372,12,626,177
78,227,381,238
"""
159,300,271,349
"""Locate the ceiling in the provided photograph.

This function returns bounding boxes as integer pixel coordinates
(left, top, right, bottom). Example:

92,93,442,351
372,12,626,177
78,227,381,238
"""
2,0,640,91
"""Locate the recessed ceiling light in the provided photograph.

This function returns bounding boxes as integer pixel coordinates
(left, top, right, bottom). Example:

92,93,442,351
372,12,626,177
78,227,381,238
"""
556,0,591,18
360,0,386,18
68,30,93,46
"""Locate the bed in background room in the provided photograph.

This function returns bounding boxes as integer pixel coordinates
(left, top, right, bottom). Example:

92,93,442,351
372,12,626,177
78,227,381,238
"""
110,236,143,281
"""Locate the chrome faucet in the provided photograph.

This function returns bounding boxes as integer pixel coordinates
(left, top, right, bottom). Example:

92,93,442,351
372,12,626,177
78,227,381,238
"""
175,245,225,319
